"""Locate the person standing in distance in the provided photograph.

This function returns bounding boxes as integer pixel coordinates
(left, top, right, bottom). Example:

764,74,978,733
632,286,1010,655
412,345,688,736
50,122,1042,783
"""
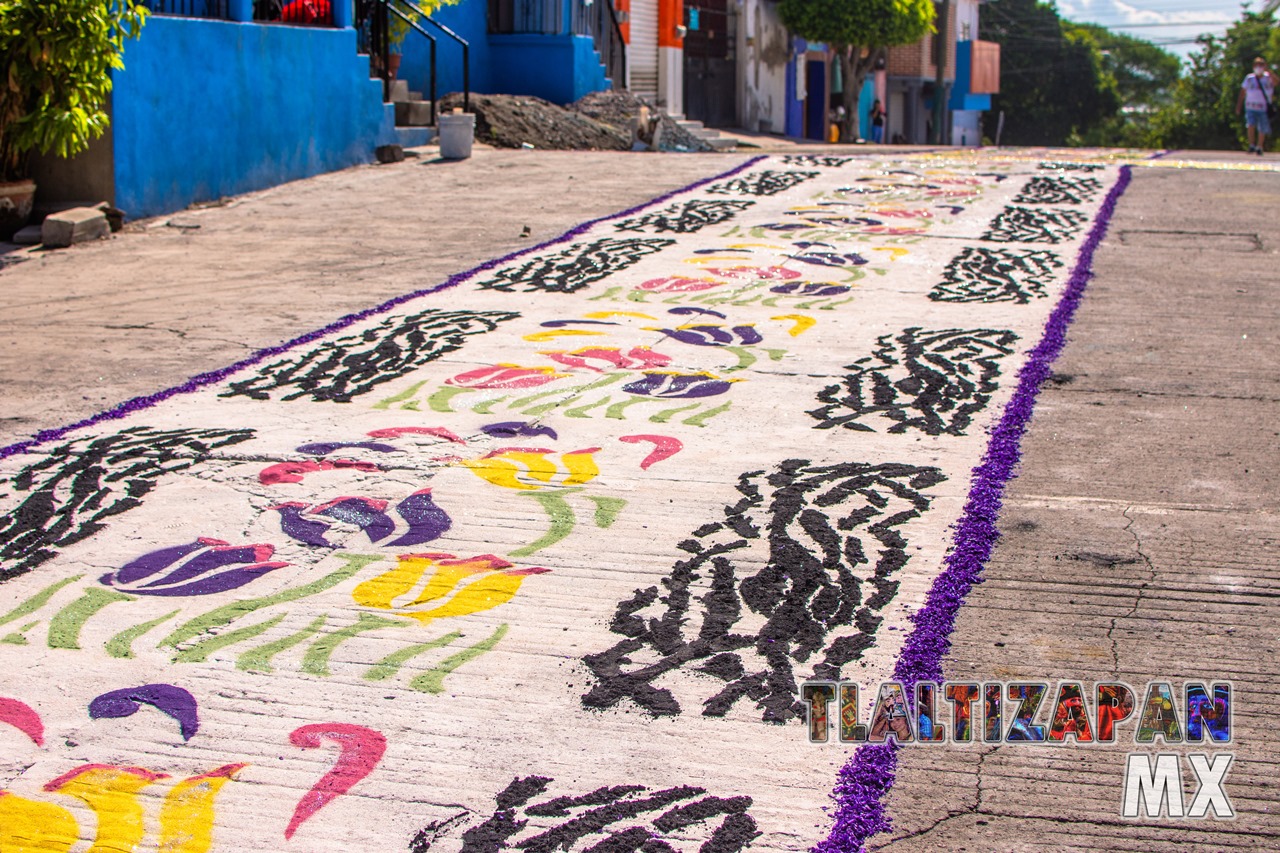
870,99,886,144
1236,56,1277,155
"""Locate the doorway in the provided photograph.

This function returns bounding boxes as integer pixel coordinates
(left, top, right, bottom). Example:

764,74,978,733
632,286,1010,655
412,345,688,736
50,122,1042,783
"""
804,58,826,140
683,0,737,126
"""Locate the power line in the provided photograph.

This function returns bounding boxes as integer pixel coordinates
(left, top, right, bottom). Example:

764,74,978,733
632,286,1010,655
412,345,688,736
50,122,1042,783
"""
1080,20,1234,28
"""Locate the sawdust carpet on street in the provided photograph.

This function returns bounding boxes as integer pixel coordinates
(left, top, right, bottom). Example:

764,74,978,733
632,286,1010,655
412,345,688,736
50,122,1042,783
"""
0,150,746,446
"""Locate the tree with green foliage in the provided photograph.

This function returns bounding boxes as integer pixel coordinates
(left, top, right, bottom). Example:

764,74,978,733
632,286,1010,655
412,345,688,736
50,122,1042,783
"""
1147,10,1276,151
981,0,1120,145
0,0,148,181
778,0,934,142
1071,24,1180,107
1066,23,1180,146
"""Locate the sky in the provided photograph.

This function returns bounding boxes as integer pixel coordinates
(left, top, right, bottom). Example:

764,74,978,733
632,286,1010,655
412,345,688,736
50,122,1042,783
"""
1047,0,1256,61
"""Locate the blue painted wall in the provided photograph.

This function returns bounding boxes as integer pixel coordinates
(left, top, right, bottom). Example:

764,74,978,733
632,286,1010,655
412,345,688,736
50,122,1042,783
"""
950,41,992,111
784,41,804,138
490,34,607,103
112,17,400,218
401,0,492,101
400,0,610,105
857,77,875,138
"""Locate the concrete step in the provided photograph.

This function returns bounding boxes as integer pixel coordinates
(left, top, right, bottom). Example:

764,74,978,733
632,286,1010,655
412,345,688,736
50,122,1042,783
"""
395,100,435,127
395,126,436,147
675,118,723,139
702,136,738,151
409,91,423,101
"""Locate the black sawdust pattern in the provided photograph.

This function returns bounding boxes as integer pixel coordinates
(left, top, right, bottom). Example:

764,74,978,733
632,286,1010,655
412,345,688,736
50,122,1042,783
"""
1038,161,1106,172
580,460,945,724
981,206,1089,244
221,309,518,402
1012,175,1103,205
477,238,674,294
809,327,1019,435
779,155,857,168
928,247,1064,304
410,775,759,853
0,426,255,582
705,171,820,196
614,199,755,234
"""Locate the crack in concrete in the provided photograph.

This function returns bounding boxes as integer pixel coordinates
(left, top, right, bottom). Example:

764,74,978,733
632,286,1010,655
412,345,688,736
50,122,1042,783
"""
1050,385,1280,404
1107,506,1158,674
873,747,999,849
875,742,1279,847
99,323,254,350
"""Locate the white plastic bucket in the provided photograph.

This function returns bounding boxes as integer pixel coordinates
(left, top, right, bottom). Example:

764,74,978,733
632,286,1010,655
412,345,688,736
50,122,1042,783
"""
438,113,475,160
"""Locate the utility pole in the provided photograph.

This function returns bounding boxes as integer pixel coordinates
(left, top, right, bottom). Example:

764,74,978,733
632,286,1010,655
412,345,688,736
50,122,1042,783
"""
931,0,950,145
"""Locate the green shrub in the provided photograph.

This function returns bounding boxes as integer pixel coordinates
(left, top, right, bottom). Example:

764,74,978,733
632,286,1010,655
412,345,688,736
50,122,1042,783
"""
0,0,147,181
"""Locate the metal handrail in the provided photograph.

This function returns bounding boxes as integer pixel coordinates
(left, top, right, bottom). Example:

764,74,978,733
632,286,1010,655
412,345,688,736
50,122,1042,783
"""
394,0,470,113
385,1,438,125
570,0,625,90
603,0,626,88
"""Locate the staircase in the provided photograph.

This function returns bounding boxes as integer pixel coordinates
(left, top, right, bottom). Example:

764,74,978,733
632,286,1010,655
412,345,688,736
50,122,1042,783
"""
389,79,437,144
360,0,471,149
670,116,738,151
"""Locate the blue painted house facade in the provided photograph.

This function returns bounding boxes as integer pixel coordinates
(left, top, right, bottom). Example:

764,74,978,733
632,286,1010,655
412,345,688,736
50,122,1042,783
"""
36,0,622,220
35,0,436,219
400,0,620,106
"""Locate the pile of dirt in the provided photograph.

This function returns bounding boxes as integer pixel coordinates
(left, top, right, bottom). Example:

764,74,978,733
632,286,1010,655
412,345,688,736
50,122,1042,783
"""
436,90,717,152
438,93,628,151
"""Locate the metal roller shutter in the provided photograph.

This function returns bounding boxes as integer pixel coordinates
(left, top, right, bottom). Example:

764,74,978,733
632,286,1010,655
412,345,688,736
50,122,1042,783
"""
629,0,659,101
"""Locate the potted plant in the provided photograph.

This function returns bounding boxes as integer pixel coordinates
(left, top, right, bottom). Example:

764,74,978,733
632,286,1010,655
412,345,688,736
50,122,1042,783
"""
384,0,459,80
0,0,147,238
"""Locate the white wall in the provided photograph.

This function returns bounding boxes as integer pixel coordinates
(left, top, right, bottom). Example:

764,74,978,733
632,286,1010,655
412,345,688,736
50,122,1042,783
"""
737,0,790,134
951,111,981,145
950,0,983,145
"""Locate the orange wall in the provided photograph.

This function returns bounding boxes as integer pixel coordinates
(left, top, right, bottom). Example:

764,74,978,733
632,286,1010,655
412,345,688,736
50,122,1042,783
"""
657,0,683,48
617,0,631,43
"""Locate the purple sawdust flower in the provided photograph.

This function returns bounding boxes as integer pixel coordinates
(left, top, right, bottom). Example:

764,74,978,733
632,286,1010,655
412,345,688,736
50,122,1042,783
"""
100,538,288,596
787,213,885,228
786,248,869,268
271,490,451,548
294,441,399,456
88,684,200,741
667,306,727,319
621,371,735,399
768,282,852,297
651,324,763,347
480,421,559,441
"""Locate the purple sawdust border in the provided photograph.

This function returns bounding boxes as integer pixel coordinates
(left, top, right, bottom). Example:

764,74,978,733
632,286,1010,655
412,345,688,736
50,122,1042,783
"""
0,155,768,462
815,164,1135,853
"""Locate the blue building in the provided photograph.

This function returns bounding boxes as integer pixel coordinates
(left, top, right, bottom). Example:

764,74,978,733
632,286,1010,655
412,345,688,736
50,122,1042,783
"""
401,0,625,107
35,0,623,220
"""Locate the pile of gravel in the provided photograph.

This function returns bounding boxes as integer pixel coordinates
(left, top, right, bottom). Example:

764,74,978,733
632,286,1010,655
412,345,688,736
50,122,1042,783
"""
438,93,628,151
653,114,715,153
570,90,714,152
436,89,717,152
568,89,649,128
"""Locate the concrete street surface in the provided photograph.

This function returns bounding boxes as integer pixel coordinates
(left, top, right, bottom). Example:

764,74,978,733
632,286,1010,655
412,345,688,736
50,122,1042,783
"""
0,145,1276,852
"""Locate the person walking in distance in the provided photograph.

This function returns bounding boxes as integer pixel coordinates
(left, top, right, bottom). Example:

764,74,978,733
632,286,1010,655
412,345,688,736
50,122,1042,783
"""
1236,56,1277,155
